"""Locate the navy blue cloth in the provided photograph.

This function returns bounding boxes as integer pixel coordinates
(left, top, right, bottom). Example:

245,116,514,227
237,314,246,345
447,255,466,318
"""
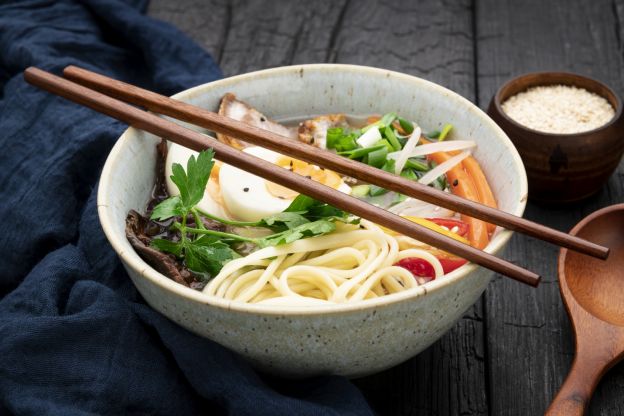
0,1,374,414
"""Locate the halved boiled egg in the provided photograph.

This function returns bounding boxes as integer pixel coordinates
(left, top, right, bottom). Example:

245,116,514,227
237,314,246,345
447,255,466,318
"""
165,144,230,219
165,144,351,222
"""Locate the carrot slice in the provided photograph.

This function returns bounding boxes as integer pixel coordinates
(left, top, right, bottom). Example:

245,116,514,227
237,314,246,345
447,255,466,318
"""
422,139,490,249
423,138,498,235
461,156,497,234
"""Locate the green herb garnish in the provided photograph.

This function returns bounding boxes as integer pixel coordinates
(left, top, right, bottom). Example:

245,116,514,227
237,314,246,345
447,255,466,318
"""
438,124,453,141
149,151,355,277
338,144,386,160
384,125,401,151
397,117,414,134
326,127,358,151
362,112,397,132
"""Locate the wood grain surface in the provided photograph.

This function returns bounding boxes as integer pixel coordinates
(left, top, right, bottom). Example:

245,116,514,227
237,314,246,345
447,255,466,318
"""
148,0,624,414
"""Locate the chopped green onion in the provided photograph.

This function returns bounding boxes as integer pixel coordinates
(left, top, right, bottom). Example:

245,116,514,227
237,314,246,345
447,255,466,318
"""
380,112,397,127
384,126,402,151
368,159,395,196
404,158,430,172
326,127,343,149
427,160,446,190
350,185,371,198
426,130,440,139
338,136,357,151
398,117,414,134
365,146,388,168
369,185,389,197
338,144,385,160
432,175,448,190
327,127,357,151
382,158,396,172
438,124,453,141
391,169,417,202
400,168,418,181
362,112,397,132
375,139,394,152
356,126,382,147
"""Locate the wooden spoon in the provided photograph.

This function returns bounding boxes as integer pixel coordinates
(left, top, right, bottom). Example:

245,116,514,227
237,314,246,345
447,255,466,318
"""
546,204,624,415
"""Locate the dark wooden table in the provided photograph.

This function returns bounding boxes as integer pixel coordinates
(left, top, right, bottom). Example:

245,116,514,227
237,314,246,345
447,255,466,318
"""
148,1,624,414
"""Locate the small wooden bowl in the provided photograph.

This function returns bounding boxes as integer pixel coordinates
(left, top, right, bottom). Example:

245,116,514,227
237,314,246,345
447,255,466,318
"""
488,72,624,204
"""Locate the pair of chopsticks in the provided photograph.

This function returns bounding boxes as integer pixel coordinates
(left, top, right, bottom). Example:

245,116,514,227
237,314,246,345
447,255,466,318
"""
23,66,610,287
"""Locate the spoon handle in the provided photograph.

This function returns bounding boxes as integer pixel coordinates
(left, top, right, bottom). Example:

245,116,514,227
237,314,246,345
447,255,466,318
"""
545,350,608,415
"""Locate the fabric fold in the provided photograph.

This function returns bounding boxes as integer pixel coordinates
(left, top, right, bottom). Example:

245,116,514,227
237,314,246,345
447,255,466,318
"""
0,0,373,414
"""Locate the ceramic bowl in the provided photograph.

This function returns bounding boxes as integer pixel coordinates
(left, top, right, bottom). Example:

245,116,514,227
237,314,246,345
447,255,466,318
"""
487,72,624,204
98,64,527,378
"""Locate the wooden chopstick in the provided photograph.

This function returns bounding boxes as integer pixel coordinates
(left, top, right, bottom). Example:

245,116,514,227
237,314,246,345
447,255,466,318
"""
24,66,542,286
60,65,610,262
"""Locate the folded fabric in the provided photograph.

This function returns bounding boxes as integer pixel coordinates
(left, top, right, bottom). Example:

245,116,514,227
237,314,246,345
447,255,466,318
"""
0,1,374,414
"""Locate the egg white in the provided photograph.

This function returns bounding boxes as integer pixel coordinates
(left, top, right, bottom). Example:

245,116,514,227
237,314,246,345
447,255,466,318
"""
218,147,292,222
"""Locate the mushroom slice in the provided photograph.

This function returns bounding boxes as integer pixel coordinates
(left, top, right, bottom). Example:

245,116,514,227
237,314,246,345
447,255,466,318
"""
217,93,298,149
298,114,349,149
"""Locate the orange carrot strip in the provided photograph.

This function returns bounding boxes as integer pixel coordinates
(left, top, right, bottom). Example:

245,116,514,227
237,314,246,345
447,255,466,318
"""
423,141,489,249
461,156,497,234
432,138,498,235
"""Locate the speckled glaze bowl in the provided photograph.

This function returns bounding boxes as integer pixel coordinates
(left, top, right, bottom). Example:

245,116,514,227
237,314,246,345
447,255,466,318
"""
98,64,527,378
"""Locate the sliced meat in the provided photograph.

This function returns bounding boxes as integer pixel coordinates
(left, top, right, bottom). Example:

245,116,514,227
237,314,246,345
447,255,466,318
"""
217,93,298,149
147,139,170,212
298,114,349,149
126,210,193,286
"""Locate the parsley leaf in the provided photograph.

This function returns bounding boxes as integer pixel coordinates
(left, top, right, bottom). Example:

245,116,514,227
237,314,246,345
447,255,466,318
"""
151,196,185,221
184,240,239,276
170,149,215,211
151,238,184,257
257,211,310,231
152,234,238,277
257,220,336,247
284,194,357,224
284,194,317,213
150,150,215,221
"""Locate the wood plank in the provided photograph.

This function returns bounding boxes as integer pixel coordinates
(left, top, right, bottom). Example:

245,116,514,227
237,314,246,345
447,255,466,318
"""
476,0,624,414
148,0,229,61
148,1,487,415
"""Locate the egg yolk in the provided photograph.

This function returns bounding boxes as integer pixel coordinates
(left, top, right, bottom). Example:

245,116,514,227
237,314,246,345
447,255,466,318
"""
265,156,343,199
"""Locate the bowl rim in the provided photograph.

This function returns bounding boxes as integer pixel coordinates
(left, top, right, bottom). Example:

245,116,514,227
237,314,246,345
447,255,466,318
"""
492,71,623,138
98,63,528,316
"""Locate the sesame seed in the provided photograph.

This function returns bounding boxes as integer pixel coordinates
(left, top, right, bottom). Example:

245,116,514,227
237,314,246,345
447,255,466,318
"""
502,85,615,134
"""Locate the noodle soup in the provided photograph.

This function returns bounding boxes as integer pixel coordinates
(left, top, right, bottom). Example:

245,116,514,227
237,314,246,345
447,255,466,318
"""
100,64,527,376
126,95,498,306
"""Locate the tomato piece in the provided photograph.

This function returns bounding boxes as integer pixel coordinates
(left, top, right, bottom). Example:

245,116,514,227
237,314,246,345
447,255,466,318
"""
395,256,468,283
395,258,435,282
426,218,469,237
438,257,468,274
